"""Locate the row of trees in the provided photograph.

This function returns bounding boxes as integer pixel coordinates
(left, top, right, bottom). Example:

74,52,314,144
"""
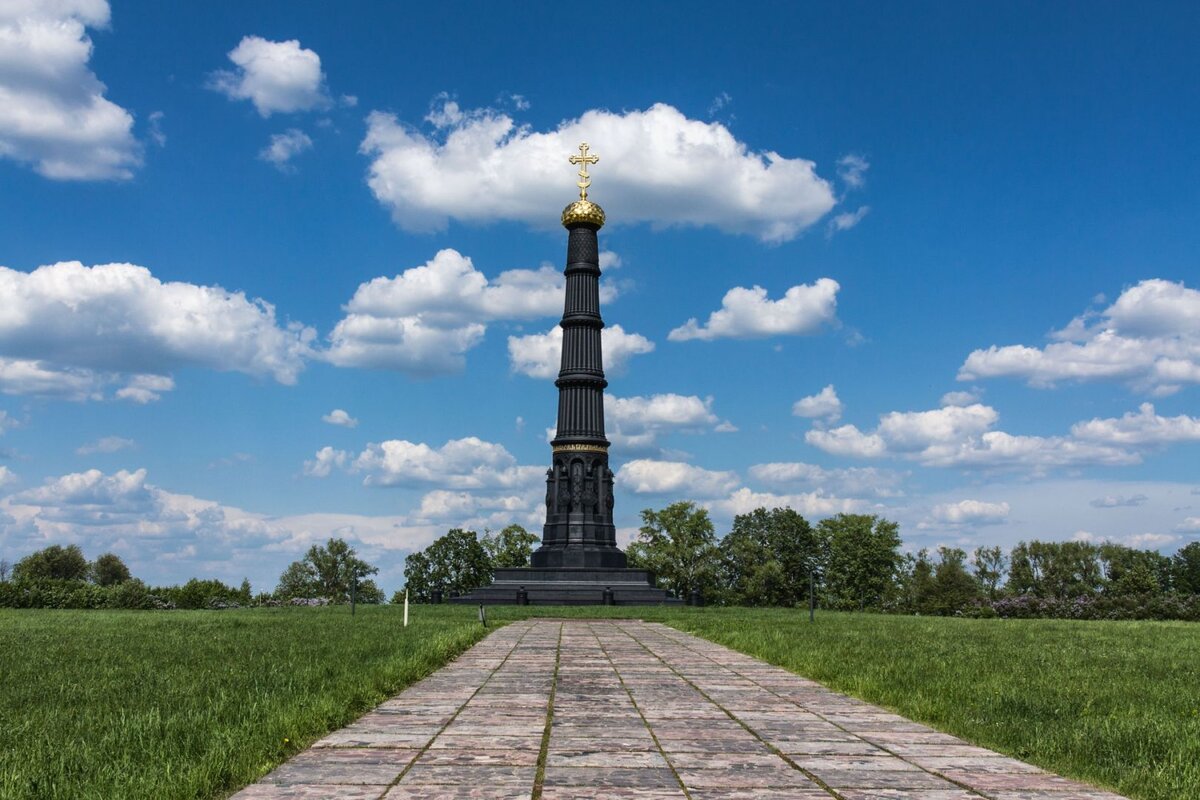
0,538,389,609
395,503,1200,619
0,543,260,609
626,504,902,608
397,509,904,611
6,513,1198,617
621,502,1200,616
400,524,539,602
1,544,132,586
275,538,386,603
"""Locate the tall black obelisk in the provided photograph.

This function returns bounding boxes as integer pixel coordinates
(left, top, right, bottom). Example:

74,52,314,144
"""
531,142,626,570
452,144,678,604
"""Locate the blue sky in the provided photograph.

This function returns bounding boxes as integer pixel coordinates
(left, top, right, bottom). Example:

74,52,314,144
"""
1,1,1198,593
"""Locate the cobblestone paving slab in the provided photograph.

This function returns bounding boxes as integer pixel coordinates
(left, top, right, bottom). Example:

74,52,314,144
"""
231,620,1131,800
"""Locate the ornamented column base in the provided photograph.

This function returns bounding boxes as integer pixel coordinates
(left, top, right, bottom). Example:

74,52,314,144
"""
450,567,682,606
530,542,627,569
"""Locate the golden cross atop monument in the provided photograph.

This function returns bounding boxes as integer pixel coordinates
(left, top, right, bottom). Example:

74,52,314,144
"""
568,142,599,200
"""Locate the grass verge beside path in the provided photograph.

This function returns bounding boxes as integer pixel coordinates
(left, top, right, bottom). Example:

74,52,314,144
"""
494,606,1200,800
0,606,488,800
2,606,1196,800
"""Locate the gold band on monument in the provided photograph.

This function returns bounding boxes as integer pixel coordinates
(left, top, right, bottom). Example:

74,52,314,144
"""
552,443,609,454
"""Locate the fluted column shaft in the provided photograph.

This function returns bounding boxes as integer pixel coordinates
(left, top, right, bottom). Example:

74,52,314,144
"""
531,221,625,569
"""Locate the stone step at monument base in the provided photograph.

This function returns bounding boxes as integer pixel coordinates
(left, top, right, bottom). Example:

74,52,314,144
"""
449,567,683,606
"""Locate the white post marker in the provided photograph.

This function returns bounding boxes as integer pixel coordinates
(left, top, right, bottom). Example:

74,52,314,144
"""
403,588,409,628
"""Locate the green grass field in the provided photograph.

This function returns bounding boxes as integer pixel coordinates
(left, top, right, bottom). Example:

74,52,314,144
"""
0,606,490,800
645,608,1200,800
1,606,1196,800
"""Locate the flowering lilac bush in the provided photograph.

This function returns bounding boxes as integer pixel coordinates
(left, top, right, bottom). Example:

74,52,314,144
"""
975,593,1200,621
288,597,330,606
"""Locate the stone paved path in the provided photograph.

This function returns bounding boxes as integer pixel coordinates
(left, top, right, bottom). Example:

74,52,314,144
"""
231,620,1129,800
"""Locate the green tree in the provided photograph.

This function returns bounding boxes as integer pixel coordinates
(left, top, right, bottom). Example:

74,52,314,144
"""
927,547,982,614
13,544,90,582
718,507,822,606
1172,542,1200,594
819,514,902,611
897,549,935,613
972,545,1006,600
1006,541,1040,596
627,502,718,600
166,578,242,609
420,529,493,598
402,551,433,602
1008,540,1103,597
91,552,132,586
274,537,379,601
276,560,319,599
351,579,385,604
1044,541,1103,597
238,578,252,604
1101,543,1169,596
482,524,540,568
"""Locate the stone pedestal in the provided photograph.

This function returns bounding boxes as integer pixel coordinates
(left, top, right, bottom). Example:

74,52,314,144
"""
450,568,680,606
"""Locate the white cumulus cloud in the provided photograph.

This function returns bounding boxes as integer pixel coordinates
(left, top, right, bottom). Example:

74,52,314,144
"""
544,394,729,454
931,499,1011,524
361,101,838,242
76,435,134,455
326,249,583,376
339,436,542,490
959,279,1200,395
115,374,174,404
321,409,358,428
259,128,312,170
413,488,541,531
940,390,980,407
209,36,328,116
707,487,863,519
617,459,740,498
748,462,905,498
792,385,842,421
1070,403,1200,446
1089,494,1148,508
607,393,728,452
668,279,839,341
0,261,314,400
0,467,450,590
805,425,887,458
1126,532,1179,549
11,467,157,524
507,324,653,379
806,402,1140,469
827,206,869,236
837,154,870,189
302,446,346,478
0,0,141,179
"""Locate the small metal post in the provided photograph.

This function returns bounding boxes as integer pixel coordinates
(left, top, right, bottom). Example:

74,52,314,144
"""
809,570,814,623
431,588,443,605
689,589,702,607
478,604,487,627
602,586,614,606
351,574,357,617
517,586,528,605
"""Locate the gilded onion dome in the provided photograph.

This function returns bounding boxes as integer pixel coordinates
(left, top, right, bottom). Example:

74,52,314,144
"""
561,198,605,228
